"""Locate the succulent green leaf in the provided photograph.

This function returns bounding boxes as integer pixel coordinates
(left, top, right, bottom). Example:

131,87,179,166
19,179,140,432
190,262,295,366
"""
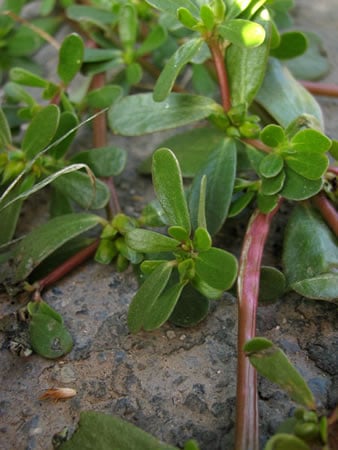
153,38,204,102
119,4,138,48
227,9,271,106
48,111,78,159
291,129,331,153
193,227,212,252
152,148,191,233
177,7,199,29
86,85,123,109
95,239,117,265
169,284,209,327
270,31,307,60
83,48,122,63
284,151,328,180
22,105,60,159
0,107,12,148
127,261,173,333
52,171,110,210
57,33,84,84
109,93,221,135
136,25,167,57
195,247,238,291
285,31,330,81
1,213,102,285
261,170,286,195
283,203,338,301
58,411,178,450
264,434,310,450
196,175,207,230
256,58,324,129
244,337,316,409
9,67,48,88
200,4,215,31
280,167,322,200
260,124,286,148
225,0,252,19
126,229,180,253
143,281,186,331
29,313,73,359
4,82,37,108
192,274,224,299
71,146,127,177
27,300,63,324
259,153,284,178
189,138,237,235
218,19,266,48
138,127,225,177
168,226,190,241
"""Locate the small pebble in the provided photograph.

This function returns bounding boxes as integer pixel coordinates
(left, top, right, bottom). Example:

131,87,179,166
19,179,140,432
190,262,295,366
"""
166,330,176,340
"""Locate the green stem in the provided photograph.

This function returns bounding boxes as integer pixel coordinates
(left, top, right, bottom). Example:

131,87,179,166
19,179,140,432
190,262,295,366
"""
235,203,280,450
208,40,231,111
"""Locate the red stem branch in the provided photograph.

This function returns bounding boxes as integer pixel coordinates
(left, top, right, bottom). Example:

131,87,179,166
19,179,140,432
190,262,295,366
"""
235,204,281,450
208,40,231,111
312,193,338,236
301,80,338,98
36,239,100,291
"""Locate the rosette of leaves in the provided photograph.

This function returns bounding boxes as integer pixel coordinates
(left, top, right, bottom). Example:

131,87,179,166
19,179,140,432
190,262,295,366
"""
125,148,238,333
247,121,331,213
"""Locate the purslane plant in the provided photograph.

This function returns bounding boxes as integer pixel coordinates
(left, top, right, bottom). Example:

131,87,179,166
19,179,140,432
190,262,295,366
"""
0,1,337,449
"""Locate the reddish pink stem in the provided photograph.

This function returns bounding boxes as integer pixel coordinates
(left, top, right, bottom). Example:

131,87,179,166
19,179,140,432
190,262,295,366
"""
235,204,280,450
312,193,338,236
36,239,99,291
301,80,338,97
208,40,231,111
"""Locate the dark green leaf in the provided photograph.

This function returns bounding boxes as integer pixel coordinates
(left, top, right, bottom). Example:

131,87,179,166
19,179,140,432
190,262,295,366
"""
0,175,35,245
264,433,311,450
257,193,279,213
9,67,48,88
66,5,118,27
27,300,63,324
228,191,255,217
218,19,265,48
153,38,204,102
127,262,173,333
52,171,109,210
126,229,180,253
283,203,338,301
270,31,307,59
259,266,286,303
48,111,78,159
71,146,127,177
169,284,209,327
189,139,237,235
145,0,199,18
285,31,330,81
280,167,322,200
136,25,167,57
57,33,84,84
138,127,225,177
256,58,324,129
261,170,285,195
244,337,316,409
144,281,185,330
22,105,60,159
29,314,73,359
227,9,271,106
108,93,221,135
152,148,191,233
1,213,102,285
58,411,178,450
195,247,238,291
0,107,12,147
86,85,123,109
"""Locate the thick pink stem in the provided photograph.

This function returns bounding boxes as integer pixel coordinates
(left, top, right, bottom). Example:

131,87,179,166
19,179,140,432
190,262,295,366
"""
301,80,338,97
235,204,280,450
312,193,338,236
208,40,231,111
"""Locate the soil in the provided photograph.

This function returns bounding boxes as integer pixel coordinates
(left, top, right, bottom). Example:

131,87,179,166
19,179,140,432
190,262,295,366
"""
0,1,337,449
